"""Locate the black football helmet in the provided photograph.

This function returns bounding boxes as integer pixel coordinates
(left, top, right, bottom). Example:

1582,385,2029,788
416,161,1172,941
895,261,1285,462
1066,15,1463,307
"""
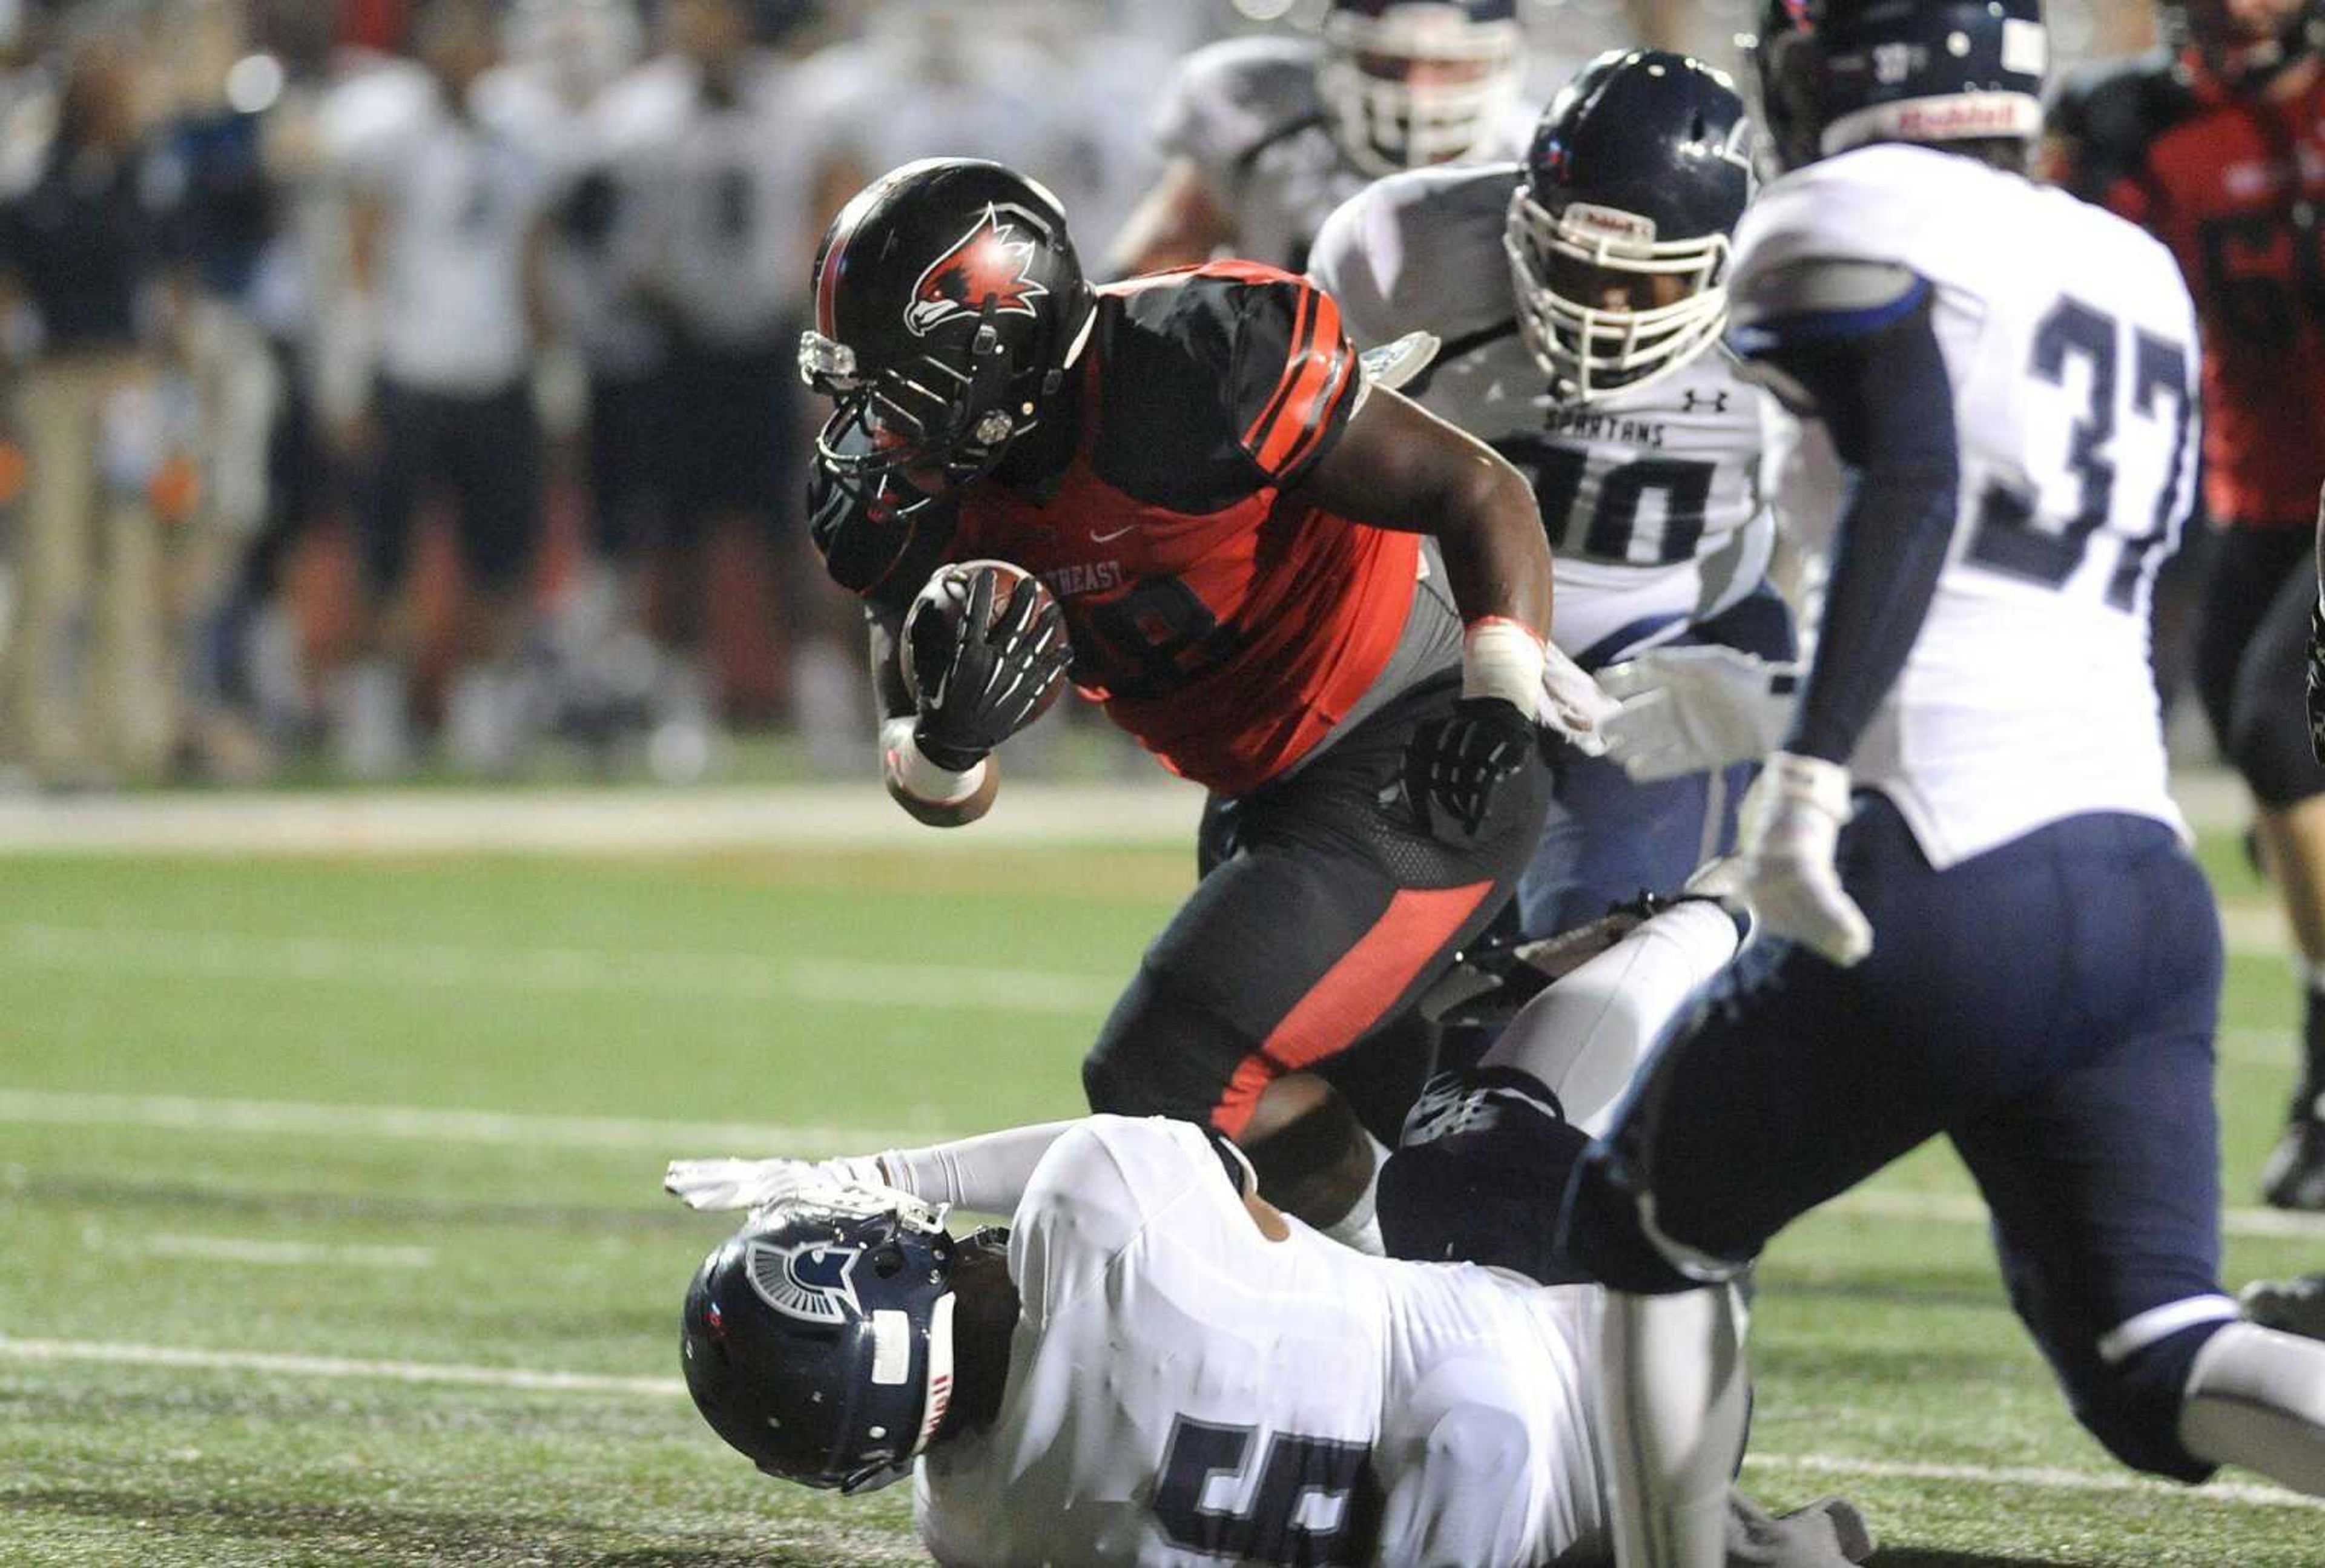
802,158,1095,520
1319,0,1524,176
1505,49,1753,404
679,1184,1002,1492
1747,0,2048,176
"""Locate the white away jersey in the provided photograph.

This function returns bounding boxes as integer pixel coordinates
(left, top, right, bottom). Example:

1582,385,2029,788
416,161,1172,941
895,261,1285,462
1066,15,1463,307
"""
1155,38,1525,273
326,62,567,393
915,1117,1605,1567
1153,36,1357,272
1310,164,1780,664
624,51,814,351
1730,144,2199,866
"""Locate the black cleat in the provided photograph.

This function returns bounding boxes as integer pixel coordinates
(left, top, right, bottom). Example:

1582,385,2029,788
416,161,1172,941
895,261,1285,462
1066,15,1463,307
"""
2240,1272,2325,1341
2261,1113,2325,1211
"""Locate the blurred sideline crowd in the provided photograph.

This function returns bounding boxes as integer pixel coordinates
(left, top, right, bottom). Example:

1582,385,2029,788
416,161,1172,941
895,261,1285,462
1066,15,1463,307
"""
0,0,2158,789
0,0,1222,788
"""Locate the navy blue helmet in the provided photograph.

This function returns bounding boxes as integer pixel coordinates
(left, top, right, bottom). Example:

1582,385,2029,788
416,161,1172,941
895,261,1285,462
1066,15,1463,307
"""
1749,0,2049,174
1505,49,1753,403
1319,0,1524,174
679,1185,1000,1492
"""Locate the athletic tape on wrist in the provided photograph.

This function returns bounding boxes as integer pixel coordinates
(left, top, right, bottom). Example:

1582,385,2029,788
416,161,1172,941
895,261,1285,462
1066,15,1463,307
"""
1462,616,1548,709
883,716,988,806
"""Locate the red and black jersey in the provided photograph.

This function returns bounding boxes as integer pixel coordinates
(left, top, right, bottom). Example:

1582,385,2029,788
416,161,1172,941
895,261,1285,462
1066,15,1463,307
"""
2049,51,2325,527
868,262,1417,797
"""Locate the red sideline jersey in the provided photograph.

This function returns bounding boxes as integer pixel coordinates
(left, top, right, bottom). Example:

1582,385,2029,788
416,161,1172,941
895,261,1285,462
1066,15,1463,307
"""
2049,51,2325,527
872,263,1419,797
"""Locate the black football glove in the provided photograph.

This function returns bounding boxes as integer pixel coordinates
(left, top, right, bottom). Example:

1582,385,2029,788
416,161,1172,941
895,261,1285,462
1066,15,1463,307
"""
1407,696,1537,837
909,570,1073,772
2309,595,2325,767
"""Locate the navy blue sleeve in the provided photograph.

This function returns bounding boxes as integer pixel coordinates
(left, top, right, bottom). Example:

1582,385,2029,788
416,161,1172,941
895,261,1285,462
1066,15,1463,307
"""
1731,270,1959,765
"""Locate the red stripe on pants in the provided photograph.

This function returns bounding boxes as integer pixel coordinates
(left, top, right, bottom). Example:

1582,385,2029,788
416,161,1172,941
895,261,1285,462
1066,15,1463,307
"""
1211,880,1494,1138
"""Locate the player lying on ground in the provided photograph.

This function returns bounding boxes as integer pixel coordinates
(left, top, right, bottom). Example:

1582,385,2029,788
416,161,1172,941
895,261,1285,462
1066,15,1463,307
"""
803,155,1613,1247
1527,1,2325,1561
667,901,1873,1566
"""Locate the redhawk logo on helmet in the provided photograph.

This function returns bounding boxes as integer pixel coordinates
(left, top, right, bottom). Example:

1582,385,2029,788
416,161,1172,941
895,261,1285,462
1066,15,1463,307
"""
906,206,1050,337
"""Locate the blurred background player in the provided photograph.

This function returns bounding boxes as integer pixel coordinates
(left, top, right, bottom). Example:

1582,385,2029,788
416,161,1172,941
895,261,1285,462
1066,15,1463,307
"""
803,156,1593,1242
152,0,295,783
323,0,563,777
1310,47,1792,944
498,0,668,766
1109,0,1528,275
0,35,186,788
2047,0,2325,1211
1548,2,2325,1561
616,0,835,777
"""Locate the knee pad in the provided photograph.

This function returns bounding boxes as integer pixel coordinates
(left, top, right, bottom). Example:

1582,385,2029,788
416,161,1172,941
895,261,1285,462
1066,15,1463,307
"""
2226,693,2325,808
1555,1140,1714,1295
1083,961,1270,1129
2058,1317,2227,1483
1379,1066,1591,1282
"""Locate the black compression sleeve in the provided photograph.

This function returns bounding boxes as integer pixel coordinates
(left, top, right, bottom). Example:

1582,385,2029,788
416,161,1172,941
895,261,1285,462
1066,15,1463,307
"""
1750,282,1960,764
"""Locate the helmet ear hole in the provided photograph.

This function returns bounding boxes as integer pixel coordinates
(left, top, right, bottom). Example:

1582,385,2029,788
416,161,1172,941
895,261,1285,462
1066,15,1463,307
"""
872,1246,907,1279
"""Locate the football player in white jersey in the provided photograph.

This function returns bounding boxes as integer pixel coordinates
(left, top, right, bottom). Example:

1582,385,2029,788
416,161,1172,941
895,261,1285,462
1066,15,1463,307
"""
1109,0,1525,275
665,901,1876,1567
324,1,567,777
1538,2,2325,1561
1309,48,1793,940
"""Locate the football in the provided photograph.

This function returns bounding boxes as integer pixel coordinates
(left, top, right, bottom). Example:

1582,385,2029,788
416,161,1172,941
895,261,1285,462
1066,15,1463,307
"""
899,559,1069,727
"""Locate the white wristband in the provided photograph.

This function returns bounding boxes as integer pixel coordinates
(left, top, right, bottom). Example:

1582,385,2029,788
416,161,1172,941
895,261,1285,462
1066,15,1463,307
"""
882,715,988,805
1461,616,1548,709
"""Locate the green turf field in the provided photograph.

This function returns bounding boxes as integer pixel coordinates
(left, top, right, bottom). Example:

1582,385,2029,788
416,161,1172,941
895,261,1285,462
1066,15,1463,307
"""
2,819,2321,1565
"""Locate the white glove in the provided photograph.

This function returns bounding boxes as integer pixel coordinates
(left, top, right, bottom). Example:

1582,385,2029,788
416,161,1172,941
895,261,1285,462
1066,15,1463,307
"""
1735,752,1872,967
1597,646,1799,782
663,1154,886,1213
1539,639,1620,756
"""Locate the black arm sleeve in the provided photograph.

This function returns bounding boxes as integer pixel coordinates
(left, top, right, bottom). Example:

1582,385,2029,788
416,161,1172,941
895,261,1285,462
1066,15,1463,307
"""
1736,271,1959,765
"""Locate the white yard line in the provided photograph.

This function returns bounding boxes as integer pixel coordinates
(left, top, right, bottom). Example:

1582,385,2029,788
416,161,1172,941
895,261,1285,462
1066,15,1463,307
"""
6,1087,2324,1239
0,923,1120,1016
1749,1451,2325,1513
1828,1187,2325,1242
0,1336,682,1397
2222,903,2292,957
0,1087,960,1155
0,782,1204,855
88,1230,438,1270
0,1336,2315,1515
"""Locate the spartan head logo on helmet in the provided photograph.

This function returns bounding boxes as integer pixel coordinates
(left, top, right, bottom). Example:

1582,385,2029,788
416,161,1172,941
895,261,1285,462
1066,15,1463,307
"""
744,1237,865,1325
905,205,1050,337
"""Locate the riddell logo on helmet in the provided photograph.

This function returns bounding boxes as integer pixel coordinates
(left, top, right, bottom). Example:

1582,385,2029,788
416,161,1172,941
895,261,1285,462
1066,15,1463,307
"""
1891,97,2031,138
905,205,1050,337
1564,202,1657,245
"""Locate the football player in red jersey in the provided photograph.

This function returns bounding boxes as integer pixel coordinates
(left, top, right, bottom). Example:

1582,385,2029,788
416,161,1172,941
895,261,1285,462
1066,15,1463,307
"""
803,158,1576,1245
2050,0,2325,1208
